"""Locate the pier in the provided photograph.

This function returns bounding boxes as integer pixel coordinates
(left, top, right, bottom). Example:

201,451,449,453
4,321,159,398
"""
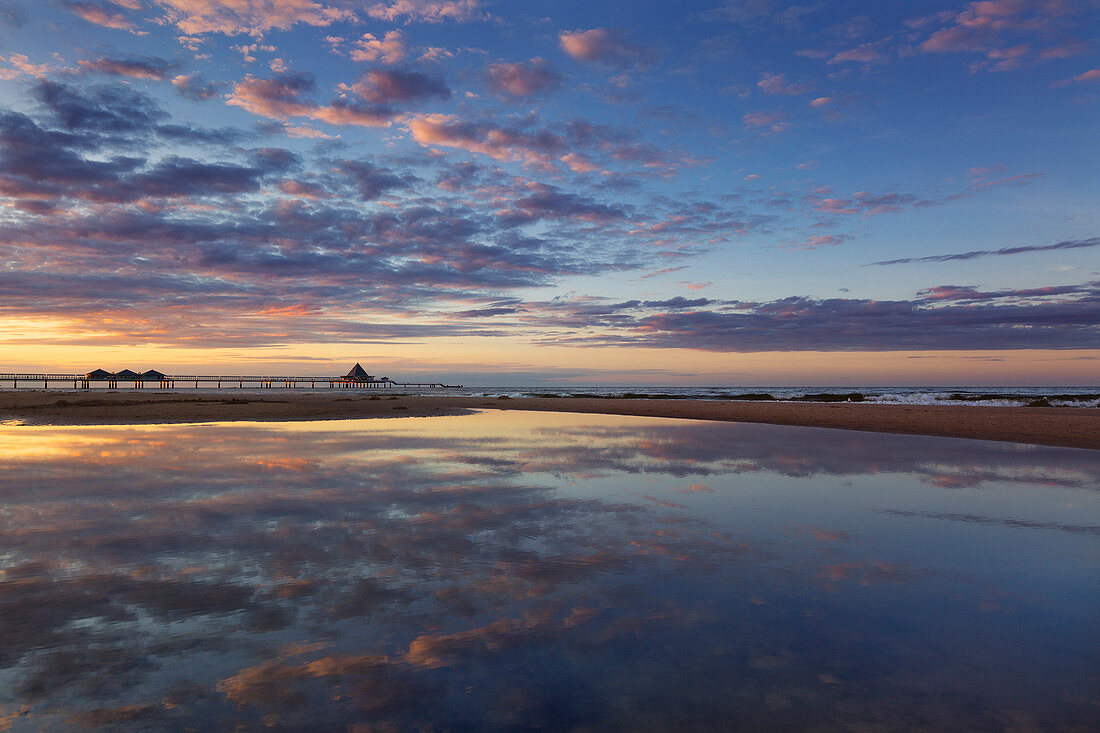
0,363,462,391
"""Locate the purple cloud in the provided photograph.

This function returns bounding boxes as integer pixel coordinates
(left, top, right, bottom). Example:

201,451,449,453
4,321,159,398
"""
79,55,174,80
487,58,561,97
867,237,1100,266
350,68,450,104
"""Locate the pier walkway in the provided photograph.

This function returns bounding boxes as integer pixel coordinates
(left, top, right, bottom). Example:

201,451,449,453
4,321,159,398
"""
0,373,461,390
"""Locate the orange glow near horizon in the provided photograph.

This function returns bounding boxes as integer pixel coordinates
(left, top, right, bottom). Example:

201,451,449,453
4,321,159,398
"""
1,327,1096,387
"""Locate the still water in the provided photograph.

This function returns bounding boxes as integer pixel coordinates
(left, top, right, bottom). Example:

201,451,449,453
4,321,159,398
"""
0,412,1096,730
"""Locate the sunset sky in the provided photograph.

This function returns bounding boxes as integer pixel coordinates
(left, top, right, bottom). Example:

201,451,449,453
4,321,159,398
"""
0,0,1096,384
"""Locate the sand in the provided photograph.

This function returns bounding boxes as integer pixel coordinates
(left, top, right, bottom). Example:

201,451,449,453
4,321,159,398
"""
1,390,1097,450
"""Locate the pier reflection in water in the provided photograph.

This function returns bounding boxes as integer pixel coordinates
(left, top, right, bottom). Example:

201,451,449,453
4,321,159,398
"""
0,412,1096,730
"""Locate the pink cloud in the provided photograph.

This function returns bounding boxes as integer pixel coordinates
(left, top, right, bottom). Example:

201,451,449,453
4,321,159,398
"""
1037,39,1088,59
366,0,484,23
916,0,1085,71
227,73,316,118
66,1,137,31
813,198,859,214
560,153,598,173
742,110,788,133
559,28,651,68
757,72,810,95
227,73,396,128
278,180,329,198
1052,67,1100,87
350,30,407,64
983,42,1031,71
829,42,887,64
797,234,850,248
406,114,565,167
487,58,560,97
155,0,355,36
308,102,395,127
282,124,334,139
809,96,833,107
0,53,57,80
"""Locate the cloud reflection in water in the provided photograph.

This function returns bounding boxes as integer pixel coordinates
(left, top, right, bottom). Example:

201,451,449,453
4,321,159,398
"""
0,412,1096,730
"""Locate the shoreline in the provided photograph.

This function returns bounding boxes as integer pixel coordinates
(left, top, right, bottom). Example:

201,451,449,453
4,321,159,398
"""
1,391,1097,450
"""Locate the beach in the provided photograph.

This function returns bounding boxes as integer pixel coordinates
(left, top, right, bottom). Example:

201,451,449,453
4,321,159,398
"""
1,390,1096,450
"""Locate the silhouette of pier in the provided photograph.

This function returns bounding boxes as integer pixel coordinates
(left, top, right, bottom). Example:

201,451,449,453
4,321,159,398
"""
0,363,462,390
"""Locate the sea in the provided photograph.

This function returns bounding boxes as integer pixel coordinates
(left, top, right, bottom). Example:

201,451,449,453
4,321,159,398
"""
439,384,1100,407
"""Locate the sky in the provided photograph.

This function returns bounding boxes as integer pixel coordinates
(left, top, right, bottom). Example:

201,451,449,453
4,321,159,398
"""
0,0,1096,385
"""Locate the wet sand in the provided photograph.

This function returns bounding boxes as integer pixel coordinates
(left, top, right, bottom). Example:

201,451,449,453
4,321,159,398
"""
1,390,1097,449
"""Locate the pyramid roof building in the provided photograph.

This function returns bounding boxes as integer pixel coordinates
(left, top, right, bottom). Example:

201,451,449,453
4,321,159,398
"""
115,369,140,380
85,368,114,380
344,363,372,381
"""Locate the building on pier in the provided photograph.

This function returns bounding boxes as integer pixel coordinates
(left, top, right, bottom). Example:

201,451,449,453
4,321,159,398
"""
343,363,373,383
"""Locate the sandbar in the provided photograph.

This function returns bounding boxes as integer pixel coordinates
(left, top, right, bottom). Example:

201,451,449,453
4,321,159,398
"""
1,391,1097,450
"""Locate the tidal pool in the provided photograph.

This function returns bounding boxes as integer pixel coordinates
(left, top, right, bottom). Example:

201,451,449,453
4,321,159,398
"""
0,411,1096,730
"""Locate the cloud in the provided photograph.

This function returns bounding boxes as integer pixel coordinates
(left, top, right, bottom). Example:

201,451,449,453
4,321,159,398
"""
497,183,625,225
915,283,1093,302
796,234,849,248
350,69,450,104
811,190,925,215
64,1,138,31
130,155,274,198
227,72,318,118
79,55,174,80
559,28,653,68
0,1,27,27
530,284,1100,352
366,0,484,23
756,72,810,95
0,53,60,81
172,72,225,100
227,72,398,128
153,0,355,36
1051,67,1100,87
0,81,755,352
867,237,1100,266
407,114,567,166
742,110,788,133
702,0,820,28
34,81,167,138
405,113,689,175
487,58,561,97
334,159,408,200
828,42,888,64
350,30,407,64
914,0,1087,71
